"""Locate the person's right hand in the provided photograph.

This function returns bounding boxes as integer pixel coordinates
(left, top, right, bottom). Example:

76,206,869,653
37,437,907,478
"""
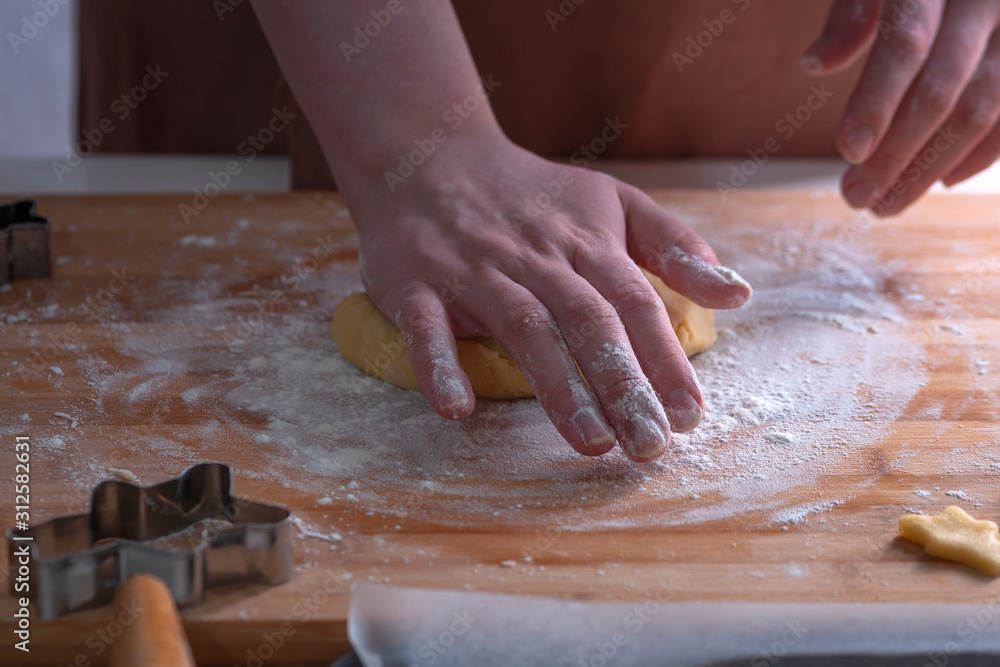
348,132,752,463
802,0,1000,215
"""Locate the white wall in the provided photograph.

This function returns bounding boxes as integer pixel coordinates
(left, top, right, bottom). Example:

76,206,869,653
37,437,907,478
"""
0,0,76,159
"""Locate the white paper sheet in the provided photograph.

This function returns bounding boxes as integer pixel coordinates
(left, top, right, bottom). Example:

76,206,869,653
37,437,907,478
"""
349,583,1000,666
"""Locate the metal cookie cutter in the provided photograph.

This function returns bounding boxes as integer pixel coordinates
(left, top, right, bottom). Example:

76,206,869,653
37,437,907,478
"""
6,462,293,620
0,198,52,285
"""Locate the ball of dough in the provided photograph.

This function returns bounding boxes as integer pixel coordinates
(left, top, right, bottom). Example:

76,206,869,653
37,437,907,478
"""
330,269,716,399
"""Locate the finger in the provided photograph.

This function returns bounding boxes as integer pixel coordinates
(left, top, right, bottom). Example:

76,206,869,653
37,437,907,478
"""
875,34,1000,215
835,0,945,176
843,0,997,207
511,266,672,463
943,117,1000,186
394,283,475,420
463,273,618,458
577,252,704,434
619,183,752,309
801,0,883,75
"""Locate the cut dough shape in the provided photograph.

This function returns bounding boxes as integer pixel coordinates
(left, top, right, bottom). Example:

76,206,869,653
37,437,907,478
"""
331,268,716,399
898,506,1000,576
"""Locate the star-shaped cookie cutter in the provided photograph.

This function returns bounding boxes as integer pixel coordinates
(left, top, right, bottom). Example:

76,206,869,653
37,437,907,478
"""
0,198,52,285
6,462,294,620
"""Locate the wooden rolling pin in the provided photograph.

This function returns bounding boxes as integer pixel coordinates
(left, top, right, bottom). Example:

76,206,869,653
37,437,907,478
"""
109,574,196,667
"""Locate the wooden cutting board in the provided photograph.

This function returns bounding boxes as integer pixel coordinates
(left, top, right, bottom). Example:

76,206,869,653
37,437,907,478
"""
1,191,999,666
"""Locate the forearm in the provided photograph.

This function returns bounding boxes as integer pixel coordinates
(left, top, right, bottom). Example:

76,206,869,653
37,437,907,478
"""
251,0,502,204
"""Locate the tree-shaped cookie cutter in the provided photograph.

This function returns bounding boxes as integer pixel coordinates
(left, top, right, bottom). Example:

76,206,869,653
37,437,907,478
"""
6,462,293,620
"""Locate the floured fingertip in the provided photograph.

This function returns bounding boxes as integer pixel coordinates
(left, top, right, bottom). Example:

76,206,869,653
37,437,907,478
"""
623,414,668,461
714,265,751,290
714,265,753,307
434,372,472,418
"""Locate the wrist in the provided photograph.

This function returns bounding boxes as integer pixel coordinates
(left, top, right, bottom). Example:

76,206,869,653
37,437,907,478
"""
334,120,511,221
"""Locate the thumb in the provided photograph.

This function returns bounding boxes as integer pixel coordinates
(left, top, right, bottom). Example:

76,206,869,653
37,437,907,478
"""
801,0,883,75
619,183,752,310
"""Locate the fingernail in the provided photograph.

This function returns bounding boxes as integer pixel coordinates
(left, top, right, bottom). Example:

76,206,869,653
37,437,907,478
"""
799,54,822,75
713,265,750,288
572,407,617,451
624,414,667,460
665,388,703,433
438,378,469,410
841,125,874,165
844,179,880,208
714,265,753,305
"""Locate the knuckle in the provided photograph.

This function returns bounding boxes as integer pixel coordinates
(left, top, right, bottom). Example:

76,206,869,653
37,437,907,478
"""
542,373,588,408
953,98,998,136
667,231,715,268
565,292,618,330
888,24,933,62
914,78,956,116
506,301,554,336
614,278,664,319
402,311,440,343
644,348,690,379
601,374,650,405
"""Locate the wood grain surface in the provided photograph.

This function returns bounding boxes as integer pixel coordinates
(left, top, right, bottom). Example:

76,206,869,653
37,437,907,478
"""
1,191,999,666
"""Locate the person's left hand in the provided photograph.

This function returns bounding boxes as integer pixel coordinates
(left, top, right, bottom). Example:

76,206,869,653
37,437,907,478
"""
801,0,1000,215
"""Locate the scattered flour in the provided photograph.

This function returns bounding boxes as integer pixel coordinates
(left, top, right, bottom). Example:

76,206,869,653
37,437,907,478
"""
3,203,949,532
771,501,842,526
37,436,65,451
292,516,342,543
52,411,78,429
107,468,140,483
178,235,217,248
209,219,927,529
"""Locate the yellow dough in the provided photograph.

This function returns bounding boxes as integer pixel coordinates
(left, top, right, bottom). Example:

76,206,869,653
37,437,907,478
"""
899,506,1000,576
331,269,716,399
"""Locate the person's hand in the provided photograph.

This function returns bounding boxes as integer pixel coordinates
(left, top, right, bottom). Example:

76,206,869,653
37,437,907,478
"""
801,0,1000,215
349,133,751,463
